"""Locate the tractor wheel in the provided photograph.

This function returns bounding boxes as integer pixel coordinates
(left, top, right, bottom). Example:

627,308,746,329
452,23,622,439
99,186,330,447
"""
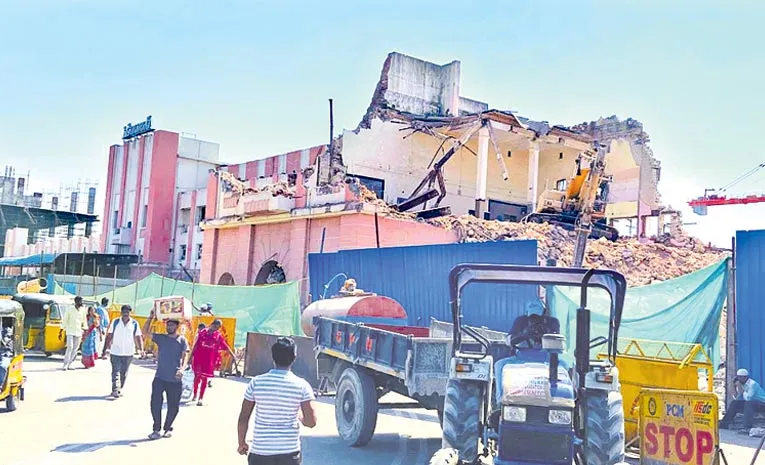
6,390,19,412
428,447,460,465
584,390,625,465
335,366,378,447
441,379,481,463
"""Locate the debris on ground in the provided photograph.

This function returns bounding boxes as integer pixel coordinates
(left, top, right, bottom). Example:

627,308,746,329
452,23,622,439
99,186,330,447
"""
359,189,727,287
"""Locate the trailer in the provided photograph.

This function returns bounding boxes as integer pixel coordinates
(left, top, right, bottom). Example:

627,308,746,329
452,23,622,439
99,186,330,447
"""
313,316,508,447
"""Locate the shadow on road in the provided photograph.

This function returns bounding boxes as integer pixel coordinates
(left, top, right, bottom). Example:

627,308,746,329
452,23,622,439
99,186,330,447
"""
52,438,154,453
303,434,441,465
55,395,112,403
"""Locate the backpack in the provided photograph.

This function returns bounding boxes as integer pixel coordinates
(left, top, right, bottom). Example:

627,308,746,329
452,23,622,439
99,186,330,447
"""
112,318,139,337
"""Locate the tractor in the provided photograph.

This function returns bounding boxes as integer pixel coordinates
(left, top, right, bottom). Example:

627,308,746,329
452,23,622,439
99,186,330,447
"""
429,264,628,465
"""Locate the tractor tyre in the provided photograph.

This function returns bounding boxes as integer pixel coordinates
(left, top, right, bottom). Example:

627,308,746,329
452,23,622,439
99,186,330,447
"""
584,390,625,465
335,366,378,447
6,390,19,412
428,447,460,465
441,379,481,463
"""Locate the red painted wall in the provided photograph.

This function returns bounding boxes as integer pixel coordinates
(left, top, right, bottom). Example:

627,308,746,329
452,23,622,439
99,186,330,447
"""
131,136,146,246
200,213,458,304
144,130,179,263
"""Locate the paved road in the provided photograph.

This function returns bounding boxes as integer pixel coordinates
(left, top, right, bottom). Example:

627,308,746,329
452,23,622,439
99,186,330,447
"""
4,356,765,465
3,355,442,465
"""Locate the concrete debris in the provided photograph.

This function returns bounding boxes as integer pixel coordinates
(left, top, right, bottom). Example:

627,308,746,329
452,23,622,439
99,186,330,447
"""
360,188,726,287
429,215,726,286
215,170,296,198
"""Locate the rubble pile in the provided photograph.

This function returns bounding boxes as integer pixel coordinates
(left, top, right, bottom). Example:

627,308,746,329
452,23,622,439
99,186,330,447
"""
359,189,726,287
429,215,726,287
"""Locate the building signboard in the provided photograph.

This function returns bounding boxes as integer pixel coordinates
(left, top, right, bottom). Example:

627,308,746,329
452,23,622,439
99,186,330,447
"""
123,116,153,139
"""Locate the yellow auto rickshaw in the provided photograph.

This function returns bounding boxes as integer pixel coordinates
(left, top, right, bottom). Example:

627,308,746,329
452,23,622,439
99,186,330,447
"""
12,293,90,356
0,299,25,411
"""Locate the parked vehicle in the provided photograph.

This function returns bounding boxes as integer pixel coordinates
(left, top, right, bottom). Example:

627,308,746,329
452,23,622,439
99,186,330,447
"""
12,293,93,356
0,299,26,411
429,264,627,465
314,314,452,446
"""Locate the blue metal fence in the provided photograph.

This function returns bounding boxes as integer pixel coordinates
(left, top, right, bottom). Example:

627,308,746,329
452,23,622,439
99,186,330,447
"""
308,240,538,331
735,230,765,383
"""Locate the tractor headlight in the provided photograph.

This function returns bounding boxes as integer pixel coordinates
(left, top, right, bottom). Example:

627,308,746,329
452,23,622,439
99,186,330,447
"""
502,406,527,422
548,409,572,425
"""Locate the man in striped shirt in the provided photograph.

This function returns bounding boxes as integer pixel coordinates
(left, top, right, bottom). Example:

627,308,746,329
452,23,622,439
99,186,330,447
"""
237,337,317,464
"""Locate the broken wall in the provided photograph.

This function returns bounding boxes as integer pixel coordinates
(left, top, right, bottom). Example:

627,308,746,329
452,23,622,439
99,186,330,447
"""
342,117,533,214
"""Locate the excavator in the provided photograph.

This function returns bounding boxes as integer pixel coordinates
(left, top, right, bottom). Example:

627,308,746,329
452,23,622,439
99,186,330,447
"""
524,145,619,258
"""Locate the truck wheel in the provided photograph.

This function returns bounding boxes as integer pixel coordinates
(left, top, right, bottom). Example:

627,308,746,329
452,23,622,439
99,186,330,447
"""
428,447,459,465
6,390,19,412
335,367,378,447
441,379,481,463
584,390,625,465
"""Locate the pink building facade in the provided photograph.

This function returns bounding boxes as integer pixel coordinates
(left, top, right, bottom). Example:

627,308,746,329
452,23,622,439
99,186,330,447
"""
199,144,458,304
102,119,220,277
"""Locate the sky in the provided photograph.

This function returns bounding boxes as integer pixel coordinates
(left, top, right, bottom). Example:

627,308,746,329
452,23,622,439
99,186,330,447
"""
1,0,763,247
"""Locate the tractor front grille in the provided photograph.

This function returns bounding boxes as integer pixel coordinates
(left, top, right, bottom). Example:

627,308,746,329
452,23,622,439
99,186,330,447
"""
498,427,572,464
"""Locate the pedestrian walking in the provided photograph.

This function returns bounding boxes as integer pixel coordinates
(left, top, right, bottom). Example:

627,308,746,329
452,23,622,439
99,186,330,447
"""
80,306,100,368
143,308,189,440
237,337,316,465
104,304,143,398
190,319,235,406
96,297,111,359
62,296,87,370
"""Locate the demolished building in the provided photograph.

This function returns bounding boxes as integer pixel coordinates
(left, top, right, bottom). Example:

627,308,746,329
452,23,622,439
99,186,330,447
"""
199,52,723,298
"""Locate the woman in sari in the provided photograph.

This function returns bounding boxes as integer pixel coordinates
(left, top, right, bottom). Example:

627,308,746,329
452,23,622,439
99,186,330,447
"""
190,319,234,406
81,306,100,369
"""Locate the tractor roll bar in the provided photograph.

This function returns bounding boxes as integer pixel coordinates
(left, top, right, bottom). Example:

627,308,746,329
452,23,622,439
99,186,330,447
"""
448,264,627,361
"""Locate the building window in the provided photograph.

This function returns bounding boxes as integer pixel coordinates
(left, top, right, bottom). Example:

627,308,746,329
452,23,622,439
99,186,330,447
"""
196,206,206,226
350,174,385,200
278,154,287,174
559,152,564,160
507,150,512,158
196,243,203,260
300,149,310,169
257,160,265,178
113,211,119,229
254,260,286,285
556,179,568,191
141,205,148,227
179,245,187,262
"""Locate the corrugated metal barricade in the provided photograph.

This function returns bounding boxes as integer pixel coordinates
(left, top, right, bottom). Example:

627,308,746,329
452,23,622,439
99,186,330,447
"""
735,230,765,385
597,338,713,447
308,240,538,331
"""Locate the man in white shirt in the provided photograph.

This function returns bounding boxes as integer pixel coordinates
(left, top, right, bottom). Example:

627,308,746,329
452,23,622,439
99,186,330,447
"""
104,304,144,398
237,337,316,465
62,296,87,370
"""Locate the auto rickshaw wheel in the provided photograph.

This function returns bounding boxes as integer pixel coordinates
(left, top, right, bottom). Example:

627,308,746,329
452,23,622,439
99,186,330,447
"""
6,390,19,412
44,352,52,357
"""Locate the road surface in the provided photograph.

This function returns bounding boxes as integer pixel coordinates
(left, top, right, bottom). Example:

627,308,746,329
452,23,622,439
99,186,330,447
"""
3,355,764,464
3,355,442,465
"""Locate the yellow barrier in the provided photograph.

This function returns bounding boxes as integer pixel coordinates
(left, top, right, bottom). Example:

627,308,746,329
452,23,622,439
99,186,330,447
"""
598,339,713,446
107,310,237,373
639,389,719,465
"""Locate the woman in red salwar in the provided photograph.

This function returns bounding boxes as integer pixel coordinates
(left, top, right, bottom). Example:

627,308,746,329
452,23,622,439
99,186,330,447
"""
190,319,234,406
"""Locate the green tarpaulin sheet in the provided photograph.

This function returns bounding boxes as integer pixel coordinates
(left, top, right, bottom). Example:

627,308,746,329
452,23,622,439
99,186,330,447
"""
54,273,302,346
548,259,729,367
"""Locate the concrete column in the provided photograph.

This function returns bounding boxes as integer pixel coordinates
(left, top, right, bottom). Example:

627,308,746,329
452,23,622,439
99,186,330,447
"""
475,126,490,218
527,142,540,210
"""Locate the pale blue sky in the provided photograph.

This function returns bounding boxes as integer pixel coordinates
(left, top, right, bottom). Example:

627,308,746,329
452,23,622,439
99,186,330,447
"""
1,1,763,246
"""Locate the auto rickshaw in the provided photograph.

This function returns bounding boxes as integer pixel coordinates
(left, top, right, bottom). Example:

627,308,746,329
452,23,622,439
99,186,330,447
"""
0,299,25,411
12,293,91,356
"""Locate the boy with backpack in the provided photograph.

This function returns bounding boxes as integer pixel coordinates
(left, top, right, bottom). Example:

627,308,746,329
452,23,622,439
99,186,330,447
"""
104,304,144,398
